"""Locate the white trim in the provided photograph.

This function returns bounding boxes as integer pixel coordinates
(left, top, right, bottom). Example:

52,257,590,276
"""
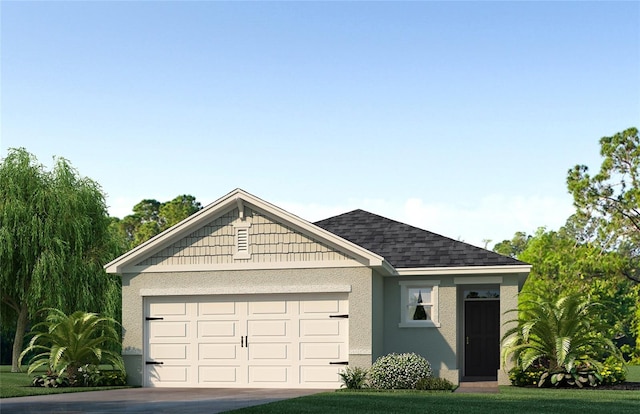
140,285,352,296
398,280,440,328
454,276,503,285
124,259,365,274
105,189,389,274
396,265,531,276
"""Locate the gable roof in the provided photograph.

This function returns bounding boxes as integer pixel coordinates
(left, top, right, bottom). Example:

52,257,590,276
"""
105,189,388,274
314,209,526,269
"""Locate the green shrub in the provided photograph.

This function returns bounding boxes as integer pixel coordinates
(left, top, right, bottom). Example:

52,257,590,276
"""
508,357,627,388
415,376,455,391
599,357,627,385
32,373,70,388
339,366,368,389
369,353,432,389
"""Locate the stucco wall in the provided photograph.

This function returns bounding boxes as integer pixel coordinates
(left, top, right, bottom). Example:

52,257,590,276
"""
498,278,520,385
382,276,459,383
121,266,374,386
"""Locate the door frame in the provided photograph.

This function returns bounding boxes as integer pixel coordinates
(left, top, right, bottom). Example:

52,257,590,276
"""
459,285,500,380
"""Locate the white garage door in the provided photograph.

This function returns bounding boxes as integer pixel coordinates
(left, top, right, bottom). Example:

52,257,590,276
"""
144,293,349,388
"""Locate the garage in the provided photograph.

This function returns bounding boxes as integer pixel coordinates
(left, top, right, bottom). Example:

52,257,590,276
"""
144,293,349,388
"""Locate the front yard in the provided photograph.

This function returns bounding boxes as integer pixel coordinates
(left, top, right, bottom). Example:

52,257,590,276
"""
2,365,639,414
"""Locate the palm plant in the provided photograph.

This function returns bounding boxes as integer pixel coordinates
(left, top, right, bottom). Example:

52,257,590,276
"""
19,308,125,385
501,293,623,387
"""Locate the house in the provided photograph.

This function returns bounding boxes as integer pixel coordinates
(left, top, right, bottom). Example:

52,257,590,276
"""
105,189,530,388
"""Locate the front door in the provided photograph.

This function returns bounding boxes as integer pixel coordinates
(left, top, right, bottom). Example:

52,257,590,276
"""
464,300,500,378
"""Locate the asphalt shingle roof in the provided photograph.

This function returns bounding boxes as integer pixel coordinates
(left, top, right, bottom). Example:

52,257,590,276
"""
314,209,526,269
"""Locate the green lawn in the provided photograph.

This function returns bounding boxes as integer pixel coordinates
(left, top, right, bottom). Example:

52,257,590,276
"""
228,387,640,414
0,366,132,398
229,366,640,414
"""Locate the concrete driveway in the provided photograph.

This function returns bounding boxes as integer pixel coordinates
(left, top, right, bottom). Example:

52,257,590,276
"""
0,388,329,413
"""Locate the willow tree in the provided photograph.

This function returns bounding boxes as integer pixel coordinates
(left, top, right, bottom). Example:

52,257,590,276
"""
0,148,120,372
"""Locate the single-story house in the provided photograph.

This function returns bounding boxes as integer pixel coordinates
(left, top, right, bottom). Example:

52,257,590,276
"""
105,189,530,388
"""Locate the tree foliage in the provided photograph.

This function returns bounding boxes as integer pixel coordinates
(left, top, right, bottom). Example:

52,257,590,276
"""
111,194,202,249
567,126,640,282
0,148,120,371
496,227,637,355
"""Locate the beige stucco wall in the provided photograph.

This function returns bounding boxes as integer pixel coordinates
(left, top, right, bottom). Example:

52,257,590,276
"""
121,266,374,386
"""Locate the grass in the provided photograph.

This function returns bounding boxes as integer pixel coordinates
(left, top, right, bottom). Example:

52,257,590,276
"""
228,387,640,414
0,366,132,398
228,366,640,414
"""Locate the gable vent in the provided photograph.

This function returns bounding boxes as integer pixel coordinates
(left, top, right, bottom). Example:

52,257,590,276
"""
234,225,251,259
237,228,249,252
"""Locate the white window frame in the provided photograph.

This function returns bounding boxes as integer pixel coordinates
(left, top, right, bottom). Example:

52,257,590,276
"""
399,280,440,328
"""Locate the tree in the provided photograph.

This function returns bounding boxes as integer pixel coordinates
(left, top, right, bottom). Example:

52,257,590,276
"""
0,148,120,372
493,231,531,258
496,227,638,358
19,308,125,386
113,194,202,249
567,127,640,282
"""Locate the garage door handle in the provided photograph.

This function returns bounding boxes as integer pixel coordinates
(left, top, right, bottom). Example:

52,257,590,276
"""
240,336,248,348
146,361,164,365
329,361,349,365
146,317,164,321
329,314,349,318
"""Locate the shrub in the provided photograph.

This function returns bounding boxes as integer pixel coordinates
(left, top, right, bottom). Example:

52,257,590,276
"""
369,353,432,389
19,308,126,387
415,376,455,391
32,372,70,388
508,357,627,388
339,366,368,389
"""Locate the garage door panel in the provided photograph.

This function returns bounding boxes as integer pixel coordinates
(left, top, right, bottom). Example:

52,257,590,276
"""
199,343,237,360
300,366,343,383
249,301,287,315
301,300,341,314
198,320,237,337
249,366,289,383
150,322,188,338
150,302,187,316
149,365,189,383
199,301,235,316
300,342,341,359
249,320,288,336
249,343,289,360
199,366,239,383
300,319,341,336
149,343,188,360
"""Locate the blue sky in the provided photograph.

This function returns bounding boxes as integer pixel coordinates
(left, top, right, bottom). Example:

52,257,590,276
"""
2,1,639,248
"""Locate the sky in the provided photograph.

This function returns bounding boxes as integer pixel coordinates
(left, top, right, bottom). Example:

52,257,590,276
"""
1,1,639,248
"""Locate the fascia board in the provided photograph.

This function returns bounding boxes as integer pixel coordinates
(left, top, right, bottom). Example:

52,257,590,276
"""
105,188,387,274
394,265,532,276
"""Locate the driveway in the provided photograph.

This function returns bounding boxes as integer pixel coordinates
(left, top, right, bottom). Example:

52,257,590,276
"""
0,388,329,413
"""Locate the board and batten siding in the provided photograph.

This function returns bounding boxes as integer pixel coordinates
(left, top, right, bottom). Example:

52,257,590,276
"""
136,207,352,267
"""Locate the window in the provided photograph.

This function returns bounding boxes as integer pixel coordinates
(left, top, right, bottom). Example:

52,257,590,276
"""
399,281,440,328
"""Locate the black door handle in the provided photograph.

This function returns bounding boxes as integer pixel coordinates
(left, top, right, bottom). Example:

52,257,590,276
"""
146,361,164,365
